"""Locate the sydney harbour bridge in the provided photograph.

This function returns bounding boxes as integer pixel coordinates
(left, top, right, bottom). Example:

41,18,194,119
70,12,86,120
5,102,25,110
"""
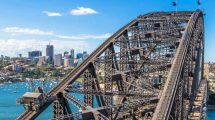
17,10,207,120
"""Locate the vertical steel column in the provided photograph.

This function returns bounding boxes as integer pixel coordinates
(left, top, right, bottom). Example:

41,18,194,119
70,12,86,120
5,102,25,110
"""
118,35,128,92
104,46,113,118
83,70,93,107
119,35,128,72
88,63,105,107
130,27,139,71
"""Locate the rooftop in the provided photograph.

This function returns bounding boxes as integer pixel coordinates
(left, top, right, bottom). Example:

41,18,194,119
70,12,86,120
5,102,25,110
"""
23,92,42,98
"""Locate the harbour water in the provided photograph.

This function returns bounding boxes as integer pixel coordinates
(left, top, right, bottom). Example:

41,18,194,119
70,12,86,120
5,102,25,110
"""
0,80,59,120
207,110,215,120
0,81,214,120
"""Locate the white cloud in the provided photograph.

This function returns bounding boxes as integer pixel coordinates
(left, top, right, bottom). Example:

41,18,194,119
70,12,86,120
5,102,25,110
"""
0,39,89,57
43,11,62,17
70,7,98,15
2,27,110,40
56,33,111,40
0,25,111,57
2,27,54,35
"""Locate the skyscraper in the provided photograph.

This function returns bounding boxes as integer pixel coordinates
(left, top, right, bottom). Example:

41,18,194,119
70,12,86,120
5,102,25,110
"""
64,51,69,56
76,53,83,59
54,54,63,66
1,55,3,61
82,51,89,60
19,54,22,58
70,49,74,59
46,44,54,63
28,51,42,59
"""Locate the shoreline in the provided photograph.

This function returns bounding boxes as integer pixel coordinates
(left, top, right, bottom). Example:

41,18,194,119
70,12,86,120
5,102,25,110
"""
0,77,61,84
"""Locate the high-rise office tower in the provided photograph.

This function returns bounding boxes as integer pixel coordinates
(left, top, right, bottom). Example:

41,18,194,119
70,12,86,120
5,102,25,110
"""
54,54,63,66
1,55,3,61
19,54,22,58
46,44,54,63
70,49,74,59
82,51,89,60
28,51,42,59
64,51,69,56
76,53,83,59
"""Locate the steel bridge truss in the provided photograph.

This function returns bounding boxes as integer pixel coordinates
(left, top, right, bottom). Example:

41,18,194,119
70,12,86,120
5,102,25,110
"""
17,10,205,120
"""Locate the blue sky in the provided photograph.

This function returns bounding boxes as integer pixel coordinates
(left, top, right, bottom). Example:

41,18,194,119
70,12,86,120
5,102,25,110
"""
0,0,214,62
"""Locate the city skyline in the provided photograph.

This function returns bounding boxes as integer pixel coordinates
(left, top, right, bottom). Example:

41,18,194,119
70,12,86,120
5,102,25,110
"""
0,41,91,58
26,44,87,60
0,0,214,62
1,43,89,58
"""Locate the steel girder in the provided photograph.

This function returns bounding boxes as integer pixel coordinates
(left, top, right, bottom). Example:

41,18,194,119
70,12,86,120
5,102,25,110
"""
152,11,204,120
17,10,205,120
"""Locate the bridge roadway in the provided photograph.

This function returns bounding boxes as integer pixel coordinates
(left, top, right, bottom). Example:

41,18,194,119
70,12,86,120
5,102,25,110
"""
152,11,202,120
17,12,154,120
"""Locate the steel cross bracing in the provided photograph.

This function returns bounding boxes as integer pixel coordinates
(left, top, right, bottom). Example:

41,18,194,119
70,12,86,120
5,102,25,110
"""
17,10,205,120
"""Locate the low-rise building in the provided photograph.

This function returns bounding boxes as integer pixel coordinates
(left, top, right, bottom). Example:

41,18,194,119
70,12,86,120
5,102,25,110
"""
37,56,46,66
64,58,74,67
12,64,22,72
